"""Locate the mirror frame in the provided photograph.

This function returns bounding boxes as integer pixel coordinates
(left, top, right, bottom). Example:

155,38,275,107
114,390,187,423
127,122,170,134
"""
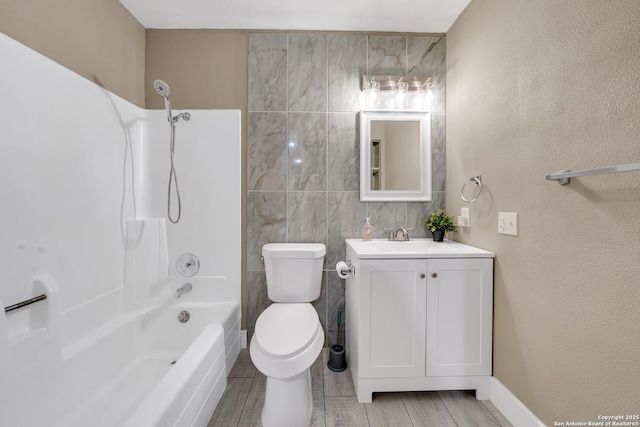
359,110,432,201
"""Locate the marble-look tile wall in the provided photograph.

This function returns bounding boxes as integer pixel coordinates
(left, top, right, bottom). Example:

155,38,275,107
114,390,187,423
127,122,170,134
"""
247,33,446,344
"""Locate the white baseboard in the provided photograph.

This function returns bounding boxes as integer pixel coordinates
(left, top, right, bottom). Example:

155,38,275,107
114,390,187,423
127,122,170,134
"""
240,329,247,348
491,377,545,427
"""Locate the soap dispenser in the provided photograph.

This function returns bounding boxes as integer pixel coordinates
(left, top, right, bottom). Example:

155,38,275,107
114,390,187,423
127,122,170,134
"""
362,218,373,241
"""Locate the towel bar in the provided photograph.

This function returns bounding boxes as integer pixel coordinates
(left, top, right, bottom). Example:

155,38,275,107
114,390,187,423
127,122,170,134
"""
546,163,640,185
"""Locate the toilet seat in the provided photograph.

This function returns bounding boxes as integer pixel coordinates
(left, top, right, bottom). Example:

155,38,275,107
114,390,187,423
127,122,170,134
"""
250,303,324,379
254,303,319,359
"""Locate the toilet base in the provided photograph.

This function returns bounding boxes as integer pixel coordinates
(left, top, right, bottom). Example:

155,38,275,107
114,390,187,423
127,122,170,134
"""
262,369,313,427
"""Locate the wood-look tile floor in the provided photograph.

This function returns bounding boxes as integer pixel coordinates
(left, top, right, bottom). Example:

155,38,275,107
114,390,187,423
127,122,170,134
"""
208,349,513,427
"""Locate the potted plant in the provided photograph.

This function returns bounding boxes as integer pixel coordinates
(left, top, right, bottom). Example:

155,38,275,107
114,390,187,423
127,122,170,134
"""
424,210,458,242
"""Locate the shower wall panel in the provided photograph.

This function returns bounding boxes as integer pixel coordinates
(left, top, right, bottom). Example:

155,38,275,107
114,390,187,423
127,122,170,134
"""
0,33,143,322
0,33,242,347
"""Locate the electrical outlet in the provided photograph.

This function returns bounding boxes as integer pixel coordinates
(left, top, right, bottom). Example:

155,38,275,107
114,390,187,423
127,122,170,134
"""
458,207,470,227
498,212,518,236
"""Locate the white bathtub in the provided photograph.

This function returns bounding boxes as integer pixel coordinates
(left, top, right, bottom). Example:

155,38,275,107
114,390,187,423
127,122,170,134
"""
0,300,240,427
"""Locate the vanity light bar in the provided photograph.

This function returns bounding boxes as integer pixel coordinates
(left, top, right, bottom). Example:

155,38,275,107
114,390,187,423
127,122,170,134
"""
363,75,433,92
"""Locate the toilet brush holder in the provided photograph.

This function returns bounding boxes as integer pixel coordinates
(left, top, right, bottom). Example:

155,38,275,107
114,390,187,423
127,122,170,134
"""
327,344,347,372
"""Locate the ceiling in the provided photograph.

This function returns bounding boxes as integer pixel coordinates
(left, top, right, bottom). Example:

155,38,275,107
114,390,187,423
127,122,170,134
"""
119,0,471,33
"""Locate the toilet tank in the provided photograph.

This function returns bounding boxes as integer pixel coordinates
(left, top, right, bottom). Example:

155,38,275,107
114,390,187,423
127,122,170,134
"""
262,243,326,302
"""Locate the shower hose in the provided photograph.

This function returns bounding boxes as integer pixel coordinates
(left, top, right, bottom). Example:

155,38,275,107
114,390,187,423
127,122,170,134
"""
168,123,181,224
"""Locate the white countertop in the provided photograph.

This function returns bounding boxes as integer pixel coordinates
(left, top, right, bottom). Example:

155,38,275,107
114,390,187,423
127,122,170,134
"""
346,238,495,259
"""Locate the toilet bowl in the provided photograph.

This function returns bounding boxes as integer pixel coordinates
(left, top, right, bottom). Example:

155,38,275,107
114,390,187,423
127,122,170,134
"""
250,243,325,427
250,304,324,426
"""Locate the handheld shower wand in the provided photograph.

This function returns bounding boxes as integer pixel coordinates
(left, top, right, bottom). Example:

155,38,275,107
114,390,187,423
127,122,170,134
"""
153,79,191,224
153,80,191,124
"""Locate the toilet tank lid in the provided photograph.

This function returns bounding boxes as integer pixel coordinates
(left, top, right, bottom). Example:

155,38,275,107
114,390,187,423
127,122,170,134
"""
262,243,326,259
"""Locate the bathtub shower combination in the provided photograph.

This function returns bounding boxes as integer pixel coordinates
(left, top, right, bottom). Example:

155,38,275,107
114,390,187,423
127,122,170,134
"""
1,275,240,427
0,33,242,427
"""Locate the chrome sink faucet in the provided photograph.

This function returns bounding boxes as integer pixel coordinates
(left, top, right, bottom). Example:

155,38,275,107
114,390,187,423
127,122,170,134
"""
175,283,192,298
383,228,413,241
396,228,410,241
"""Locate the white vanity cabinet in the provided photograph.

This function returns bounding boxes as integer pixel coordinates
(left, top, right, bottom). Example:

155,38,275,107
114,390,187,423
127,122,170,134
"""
358,259,427,379
345,239,494,403
426,258,493,377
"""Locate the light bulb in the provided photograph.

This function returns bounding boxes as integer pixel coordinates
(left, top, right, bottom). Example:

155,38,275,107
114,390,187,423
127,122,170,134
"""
423,82,435,110
366,80,379,109
395,81,408,110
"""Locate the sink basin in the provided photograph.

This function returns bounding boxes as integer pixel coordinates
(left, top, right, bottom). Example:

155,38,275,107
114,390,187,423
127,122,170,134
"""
369,240,431,252
369,240,462,253
346,238,495,259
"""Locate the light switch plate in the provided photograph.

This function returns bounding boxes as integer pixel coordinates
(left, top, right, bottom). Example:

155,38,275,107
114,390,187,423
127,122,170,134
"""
498,212,518,236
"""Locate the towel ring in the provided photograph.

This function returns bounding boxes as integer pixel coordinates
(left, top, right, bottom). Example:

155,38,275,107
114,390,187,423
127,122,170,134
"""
460,175,482,203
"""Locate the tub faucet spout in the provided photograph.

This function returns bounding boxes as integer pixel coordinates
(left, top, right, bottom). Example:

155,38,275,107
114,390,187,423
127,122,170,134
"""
175,283,192,299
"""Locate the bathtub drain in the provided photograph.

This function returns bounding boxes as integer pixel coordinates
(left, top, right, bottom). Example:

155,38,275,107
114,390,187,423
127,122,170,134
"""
169,359,177,365
178,310,190,323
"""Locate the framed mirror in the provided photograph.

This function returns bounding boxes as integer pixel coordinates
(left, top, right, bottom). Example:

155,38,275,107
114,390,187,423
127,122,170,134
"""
360,110,431,201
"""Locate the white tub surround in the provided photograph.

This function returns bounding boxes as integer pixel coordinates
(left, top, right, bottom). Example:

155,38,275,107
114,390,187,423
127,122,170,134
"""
344,238,495,403
1,298,237,427
0,32,241,426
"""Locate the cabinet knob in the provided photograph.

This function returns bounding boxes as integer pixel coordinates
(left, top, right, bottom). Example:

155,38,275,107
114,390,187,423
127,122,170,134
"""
420,274,426,279
431,272,438,278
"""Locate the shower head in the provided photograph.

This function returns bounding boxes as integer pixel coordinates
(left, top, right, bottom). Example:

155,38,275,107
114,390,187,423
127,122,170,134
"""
153,79,174,124
153,79,170,98
153,79,190,125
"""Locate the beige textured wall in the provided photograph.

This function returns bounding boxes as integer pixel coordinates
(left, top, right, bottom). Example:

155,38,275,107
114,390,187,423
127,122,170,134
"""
146,30,249,328
145,30,248,111
0,0,145,106
446,1,640,424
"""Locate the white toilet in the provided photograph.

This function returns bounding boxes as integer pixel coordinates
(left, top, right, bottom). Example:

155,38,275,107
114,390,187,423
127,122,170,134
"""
250,243,325,427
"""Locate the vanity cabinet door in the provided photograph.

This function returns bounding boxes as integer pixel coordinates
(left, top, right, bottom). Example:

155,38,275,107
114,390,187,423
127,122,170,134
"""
359,259,427,378
426,258,493,377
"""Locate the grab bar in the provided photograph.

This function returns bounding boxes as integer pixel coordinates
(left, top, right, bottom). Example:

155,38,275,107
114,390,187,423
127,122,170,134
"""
546,162,640,185
4,294,47,314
